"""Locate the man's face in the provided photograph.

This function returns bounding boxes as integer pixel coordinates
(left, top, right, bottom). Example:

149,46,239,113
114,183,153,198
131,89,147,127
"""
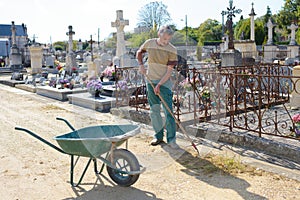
158,33,172,46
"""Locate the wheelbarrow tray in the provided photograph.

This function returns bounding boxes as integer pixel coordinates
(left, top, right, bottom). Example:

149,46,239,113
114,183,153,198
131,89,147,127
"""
54,124,140,157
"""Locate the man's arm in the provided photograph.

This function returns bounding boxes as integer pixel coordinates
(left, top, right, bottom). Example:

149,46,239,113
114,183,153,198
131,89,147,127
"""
136,48,146,75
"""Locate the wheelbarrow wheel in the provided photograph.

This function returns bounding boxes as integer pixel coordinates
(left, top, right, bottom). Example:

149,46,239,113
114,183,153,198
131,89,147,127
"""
107,148,140,187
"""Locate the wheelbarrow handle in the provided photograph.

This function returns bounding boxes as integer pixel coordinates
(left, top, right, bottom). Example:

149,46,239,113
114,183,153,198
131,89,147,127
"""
56,117,76,131
15,127,66,154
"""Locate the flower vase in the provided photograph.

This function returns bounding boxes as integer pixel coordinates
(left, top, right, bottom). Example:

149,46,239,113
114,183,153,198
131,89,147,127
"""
88,89,101,97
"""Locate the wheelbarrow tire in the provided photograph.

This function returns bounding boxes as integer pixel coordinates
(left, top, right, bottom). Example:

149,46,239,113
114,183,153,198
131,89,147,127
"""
107,148,140,187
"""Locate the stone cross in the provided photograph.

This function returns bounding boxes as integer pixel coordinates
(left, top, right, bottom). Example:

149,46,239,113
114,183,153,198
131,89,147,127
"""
224,0,242,50
66,25,75,53
288,23,298,45
266,18,275,45
11,21,17,47
111,10,129,58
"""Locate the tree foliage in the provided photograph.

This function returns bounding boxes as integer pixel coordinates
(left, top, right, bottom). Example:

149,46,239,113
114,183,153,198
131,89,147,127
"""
234,19,250,40
53,41,66,51
197,19,222,46
276,0,300,44
137,1,171,31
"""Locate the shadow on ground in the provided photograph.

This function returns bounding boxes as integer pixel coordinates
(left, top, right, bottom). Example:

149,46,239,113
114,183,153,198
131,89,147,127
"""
63,173,161,200
161,143,267,200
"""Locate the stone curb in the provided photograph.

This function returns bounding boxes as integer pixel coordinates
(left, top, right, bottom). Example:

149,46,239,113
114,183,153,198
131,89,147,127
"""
111,107,300,164
186,124,300,164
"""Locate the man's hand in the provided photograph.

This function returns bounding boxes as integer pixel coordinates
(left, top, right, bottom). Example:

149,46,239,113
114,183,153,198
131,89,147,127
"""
154,83,161,95
139,65,146,75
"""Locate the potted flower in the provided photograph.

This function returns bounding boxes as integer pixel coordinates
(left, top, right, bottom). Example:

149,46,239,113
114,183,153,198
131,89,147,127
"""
102,66,116,81
87,79,103,97
292,113,300,138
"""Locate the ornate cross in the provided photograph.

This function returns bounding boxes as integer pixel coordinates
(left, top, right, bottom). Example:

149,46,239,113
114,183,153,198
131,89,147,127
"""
224,0,242,50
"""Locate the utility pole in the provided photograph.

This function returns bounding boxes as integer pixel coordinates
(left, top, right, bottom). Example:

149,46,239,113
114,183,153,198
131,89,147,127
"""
185,15,188,47
89,35,94,61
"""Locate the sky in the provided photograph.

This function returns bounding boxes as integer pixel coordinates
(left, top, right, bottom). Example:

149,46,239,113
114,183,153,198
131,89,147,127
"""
0,0,285,43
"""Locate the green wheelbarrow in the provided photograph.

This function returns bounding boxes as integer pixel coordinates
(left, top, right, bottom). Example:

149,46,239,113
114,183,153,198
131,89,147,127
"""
15,117,146,187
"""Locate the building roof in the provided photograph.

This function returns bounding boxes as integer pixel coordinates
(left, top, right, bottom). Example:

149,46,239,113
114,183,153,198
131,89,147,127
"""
0,24,27,37
0,40,11,57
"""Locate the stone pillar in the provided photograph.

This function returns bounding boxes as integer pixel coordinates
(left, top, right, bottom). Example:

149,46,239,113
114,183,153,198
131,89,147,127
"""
67,25,74,53
249,3,256,41
266,18,275,45
290,65,300,110
9,21,22,71
111,10,129,67
29,46,43,74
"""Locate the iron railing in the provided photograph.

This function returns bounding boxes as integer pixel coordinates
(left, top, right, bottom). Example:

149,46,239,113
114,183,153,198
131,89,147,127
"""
115,64,300,140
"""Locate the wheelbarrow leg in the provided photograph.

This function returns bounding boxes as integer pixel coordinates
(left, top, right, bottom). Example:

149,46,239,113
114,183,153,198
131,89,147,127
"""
93,152,109,174
70,155,93,187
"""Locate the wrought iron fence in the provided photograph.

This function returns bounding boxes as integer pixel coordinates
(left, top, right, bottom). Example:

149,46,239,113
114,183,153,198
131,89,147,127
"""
115,64,300,140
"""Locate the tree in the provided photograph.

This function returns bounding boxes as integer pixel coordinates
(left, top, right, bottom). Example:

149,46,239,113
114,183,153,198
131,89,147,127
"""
128,32,152,48
234,19,250,40
197,19,222,46
254,19,266,45
53,41,66,51
276,0,300,44
137,1,171,31
277,0,300,28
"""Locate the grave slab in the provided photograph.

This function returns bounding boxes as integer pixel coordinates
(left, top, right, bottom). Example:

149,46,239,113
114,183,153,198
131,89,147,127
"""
67,92,116,112
15,84,36,93
36,86,87,101
0,79,25,87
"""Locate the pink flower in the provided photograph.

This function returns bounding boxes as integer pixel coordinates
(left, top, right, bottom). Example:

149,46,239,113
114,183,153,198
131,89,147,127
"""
292,114,300,123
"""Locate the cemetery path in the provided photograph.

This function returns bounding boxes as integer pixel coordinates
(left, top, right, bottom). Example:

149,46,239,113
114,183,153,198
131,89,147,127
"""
0,84,300,200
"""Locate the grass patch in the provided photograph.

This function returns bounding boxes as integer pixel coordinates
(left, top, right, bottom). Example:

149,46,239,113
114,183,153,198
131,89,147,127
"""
205,155,248,174
177,151,258,176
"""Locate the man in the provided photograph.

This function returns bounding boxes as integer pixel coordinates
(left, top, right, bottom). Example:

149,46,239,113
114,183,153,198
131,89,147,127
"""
136,25,178,149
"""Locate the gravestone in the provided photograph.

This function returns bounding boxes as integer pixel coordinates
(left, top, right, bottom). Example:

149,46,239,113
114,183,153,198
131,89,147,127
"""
264,19,277,63
65,26,77,74
287,23,299,59
45,55,55,68
9,21,23,72
29,45,43,74
111,10,130,67
101,53,112,66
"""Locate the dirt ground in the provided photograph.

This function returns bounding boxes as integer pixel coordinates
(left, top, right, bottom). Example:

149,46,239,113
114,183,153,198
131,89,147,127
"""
0,83,300,200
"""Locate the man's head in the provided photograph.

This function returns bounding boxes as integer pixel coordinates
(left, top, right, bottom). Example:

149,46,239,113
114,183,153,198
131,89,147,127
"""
157,25,174,46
